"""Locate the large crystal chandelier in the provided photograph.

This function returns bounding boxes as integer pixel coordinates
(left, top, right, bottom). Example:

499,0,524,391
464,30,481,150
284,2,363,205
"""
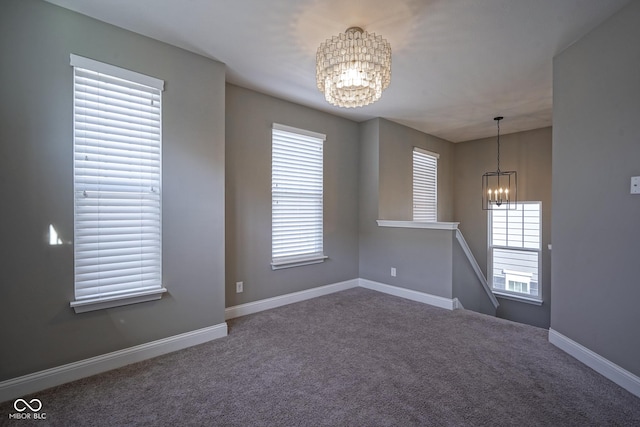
316,27,391,108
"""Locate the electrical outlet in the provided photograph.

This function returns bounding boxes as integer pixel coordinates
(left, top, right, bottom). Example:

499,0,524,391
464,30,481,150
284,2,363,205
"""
391,267,397,277
631,176,640,194
236,281,243,293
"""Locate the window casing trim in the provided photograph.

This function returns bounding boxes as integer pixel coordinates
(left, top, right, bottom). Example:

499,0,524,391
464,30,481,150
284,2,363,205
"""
70,54,164,90
493,291,543,306
272,123,326,141
413,146,440,159
271,124,326,269
70,54,167,313
412,147,438,222
488,201,542,302
270,254,329,270
71,288,168,313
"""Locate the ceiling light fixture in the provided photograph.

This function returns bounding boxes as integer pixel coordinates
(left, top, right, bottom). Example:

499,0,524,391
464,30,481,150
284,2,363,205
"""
482,116,517,210
316,27,391,108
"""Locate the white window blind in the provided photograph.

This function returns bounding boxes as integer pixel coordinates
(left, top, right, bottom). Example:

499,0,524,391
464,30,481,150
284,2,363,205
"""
271,124,326,269
70,54,166,313
413,147,439,222
489,202,541,299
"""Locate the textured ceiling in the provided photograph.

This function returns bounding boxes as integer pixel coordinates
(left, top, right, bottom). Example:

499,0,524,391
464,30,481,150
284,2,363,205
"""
46,0,630,142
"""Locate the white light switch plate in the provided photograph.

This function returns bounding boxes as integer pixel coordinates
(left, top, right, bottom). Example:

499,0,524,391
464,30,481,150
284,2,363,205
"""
631,176,640,194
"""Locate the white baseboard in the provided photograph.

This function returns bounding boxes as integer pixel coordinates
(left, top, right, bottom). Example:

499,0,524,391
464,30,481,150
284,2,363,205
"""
0,322,227,404
549,329,640,398
358,278,456,310
225,279,359,320
1,279,456,404
225,278,456,321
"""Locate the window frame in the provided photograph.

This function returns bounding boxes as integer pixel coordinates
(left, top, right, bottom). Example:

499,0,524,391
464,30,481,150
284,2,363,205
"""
70,54,166,313
270,123,327,270
412,147,439,222
488,201,542,303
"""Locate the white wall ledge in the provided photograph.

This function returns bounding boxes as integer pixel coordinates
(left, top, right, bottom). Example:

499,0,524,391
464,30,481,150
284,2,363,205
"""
376,220,459,230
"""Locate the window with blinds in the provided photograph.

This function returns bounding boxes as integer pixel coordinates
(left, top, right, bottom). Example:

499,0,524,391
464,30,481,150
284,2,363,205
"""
413,147,439,222
489,202,542,300
271,124,326,269
70,54,166,313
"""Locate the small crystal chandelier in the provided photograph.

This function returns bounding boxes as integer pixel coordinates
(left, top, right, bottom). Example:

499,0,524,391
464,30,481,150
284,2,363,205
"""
316,27,391,108
482,117,517,210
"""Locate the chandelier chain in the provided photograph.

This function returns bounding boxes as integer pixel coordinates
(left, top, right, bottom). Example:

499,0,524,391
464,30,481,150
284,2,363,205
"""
496,118,500,173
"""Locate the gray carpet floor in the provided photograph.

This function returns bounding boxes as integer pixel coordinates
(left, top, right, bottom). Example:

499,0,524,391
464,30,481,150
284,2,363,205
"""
2,287,639,426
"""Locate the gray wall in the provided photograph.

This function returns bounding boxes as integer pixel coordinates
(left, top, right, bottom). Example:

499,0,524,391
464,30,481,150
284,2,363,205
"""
552,1,640,376
0,0,226,380
358,120,381,232
452,236,496,316
225,84,359,307
359,119,454,298
454,128,552,328
358,119,381,277
378,119,454,222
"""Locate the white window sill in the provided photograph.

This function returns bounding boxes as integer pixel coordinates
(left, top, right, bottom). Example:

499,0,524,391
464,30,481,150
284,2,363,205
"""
70,288,168,313
376,220,459,230
492,291,543,306
271,254,328,270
